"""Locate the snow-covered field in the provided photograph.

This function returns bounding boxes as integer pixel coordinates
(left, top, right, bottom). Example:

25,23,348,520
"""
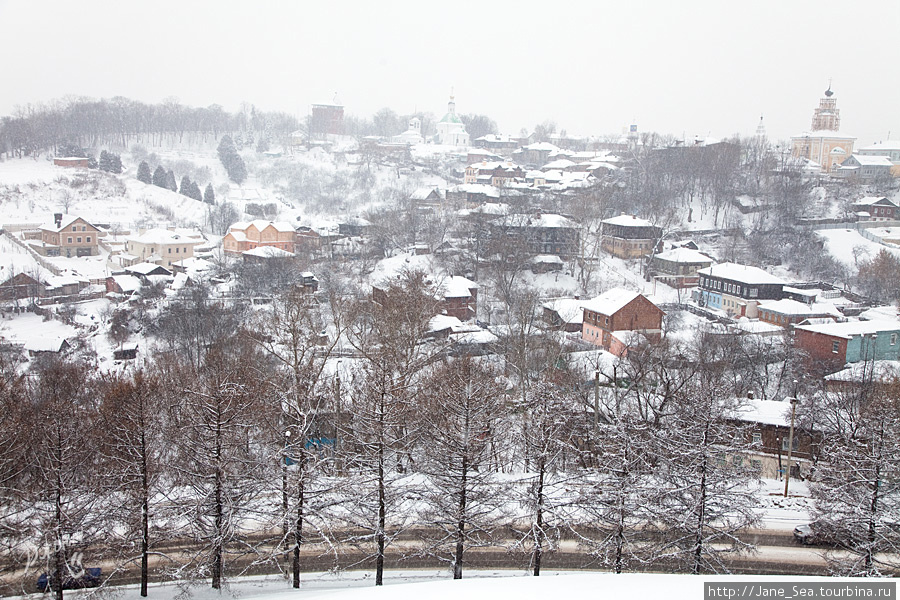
817,227,900,268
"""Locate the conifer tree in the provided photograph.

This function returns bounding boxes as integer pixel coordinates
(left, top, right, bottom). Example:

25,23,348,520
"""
189,181,203,201
204,183,216,205
137,161,152,184
152,165,167,188
179,175,193,196
165,169,177,192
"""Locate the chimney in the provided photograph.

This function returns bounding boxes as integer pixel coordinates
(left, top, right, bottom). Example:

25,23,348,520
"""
54,213,62,228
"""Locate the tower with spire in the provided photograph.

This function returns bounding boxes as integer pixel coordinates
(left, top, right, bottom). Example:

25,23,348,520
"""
790,82,855,172
755,115,767,140
810,83,840,131
434,89,469,147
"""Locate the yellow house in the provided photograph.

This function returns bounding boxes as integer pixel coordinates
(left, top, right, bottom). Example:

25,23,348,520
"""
124,229,205,268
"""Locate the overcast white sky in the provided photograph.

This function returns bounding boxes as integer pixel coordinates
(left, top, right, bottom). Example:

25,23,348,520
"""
2,0,898,145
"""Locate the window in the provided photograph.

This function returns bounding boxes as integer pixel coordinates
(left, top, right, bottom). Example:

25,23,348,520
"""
168,248,172,254
782,437,799,451
749,288,758,298
76,237,82,243
832,341,840,354
605,317,609,325
67,237,72,243
751,459,762,471
176,247,179,253
891,334,898,346
752,433,762,445
732,455,743,467
86,236,91,243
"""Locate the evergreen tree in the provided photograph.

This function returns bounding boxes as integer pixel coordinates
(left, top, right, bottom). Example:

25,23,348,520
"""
189,181,203,201
152,165,168,188
110,153,123,174
165,169,177,192
203,183,216,205
99,150,111,172
137,161,152,184
179,175,193,196
217,135,248,184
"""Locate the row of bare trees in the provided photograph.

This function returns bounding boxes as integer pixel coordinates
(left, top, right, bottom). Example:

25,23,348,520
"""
0,97,299,159
3,272,900,597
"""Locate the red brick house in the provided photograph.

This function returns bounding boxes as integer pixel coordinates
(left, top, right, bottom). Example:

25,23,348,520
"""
581,289,665,356
437,276,478,321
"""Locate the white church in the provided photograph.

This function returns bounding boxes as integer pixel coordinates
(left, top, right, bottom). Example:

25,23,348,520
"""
434,94,469,147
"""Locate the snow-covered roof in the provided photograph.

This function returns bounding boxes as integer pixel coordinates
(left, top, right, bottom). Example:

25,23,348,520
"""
859,140,900,152
697,262,784,285
410,187,441,201
543,298,589,324
24,337,69,353
531,254,564,264
794,319,900,339
582,288,642,316
125,262,172,276
449,329,498,345
652,247,713,264
242,246,295,258
522,142,560,152
428,314,464,332
730,319,783,336
541,159,576,170
495,213,577,228
111,274,142,293
732,399,792,427
171,256,214,272
38,215,92,233
440,275,477,298
846,154,893,167
602,214,655,228
230,220,295,233
853,196,894,207
757,298,840,318
825,361,900,384
129,228,203,245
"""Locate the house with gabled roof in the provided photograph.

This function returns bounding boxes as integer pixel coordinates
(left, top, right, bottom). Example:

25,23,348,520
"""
125,228,205,268
851,196,898,221
581,288,665,356
793,320,900,372
35,214,100,257
694,262,785,319
601,214,662,259
223,220,296,255
838,155,894,183
648,247,714,288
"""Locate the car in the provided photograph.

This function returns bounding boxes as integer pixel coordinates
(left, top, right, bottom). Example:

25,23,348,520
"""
793,521,840,546
36,567,101,592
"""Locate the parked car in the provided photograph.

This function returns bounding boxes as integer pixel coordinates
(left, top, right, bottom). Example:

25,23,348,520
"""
37,567,101,592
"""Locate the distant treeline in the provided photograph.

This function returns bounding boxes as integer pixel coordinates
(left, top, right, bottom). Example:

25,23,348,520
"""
0,97,300,158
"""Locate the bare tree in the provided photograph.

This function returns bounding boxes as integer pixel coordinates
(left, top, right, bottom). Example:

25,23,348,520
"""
340,269,443,585
96,370,168,597
807,379,900,576
23,358,102,600
417,357,510,579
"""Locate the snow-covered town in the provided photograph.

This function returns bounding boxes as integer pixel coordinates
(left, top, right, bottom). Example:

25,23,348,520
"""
1,2,900,598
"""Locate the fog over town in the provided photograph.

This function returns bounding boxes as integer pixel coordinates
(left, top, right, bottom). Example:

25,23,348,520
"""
1,1,899,598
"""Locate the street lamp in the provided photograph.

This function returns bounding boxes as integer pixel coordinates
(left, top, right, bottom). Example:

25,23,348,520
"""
783,395,799,498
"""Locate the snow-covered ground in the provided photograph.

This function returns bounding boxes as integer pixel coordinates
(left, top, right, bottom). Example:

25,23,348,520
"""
7,570,877,600
817,227,900,269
